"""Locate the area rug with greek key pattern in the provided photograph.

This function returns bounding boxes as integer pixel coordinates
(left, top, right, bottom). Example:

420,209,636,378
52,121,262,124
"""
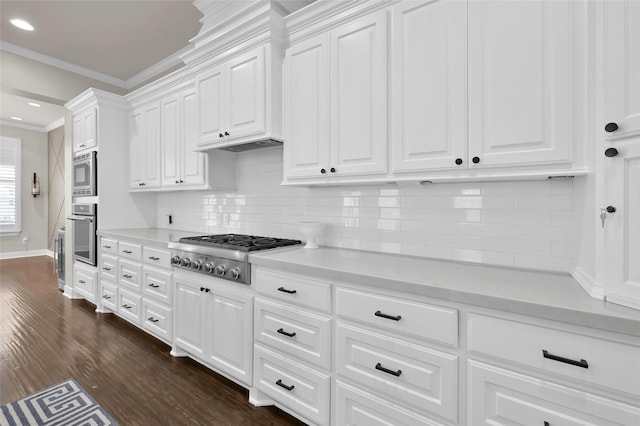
0,379,119,426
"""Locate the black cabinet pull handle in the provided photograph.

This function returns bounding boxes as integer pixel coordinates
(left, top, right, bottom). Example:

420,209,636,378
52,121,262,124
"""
604,122,618,133
275,379,294,391
122,250,133,254
219,133,224,138
122,274,132,279
205,288,210,293
320,168,326,174
605,147,619,157
148,256,160,261
375,362,402,377
375,310,401,321
277,328,296,338
544,422,550,426
103,295,111,300
277,287,297,294
472,156,480,164
330,167,336,173
200,286,205,292
455,158,463,165
122,304,132,309
102,245,112,249
148,283,160,288
148,317,159,323
102,267,111,271
542,350,588,369
224,131,230,136
78,280,86,284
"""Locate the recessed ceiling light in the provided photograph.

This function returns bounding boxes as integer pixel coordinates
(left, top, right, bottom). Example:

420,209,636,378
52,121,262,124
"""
10,19,34,31
28,102,41,107
11,117,24,121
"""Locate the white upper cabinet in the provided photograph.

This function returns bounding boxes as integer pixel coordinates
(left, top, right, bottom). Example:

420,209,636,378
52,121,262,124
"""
284,10,388,182
467,0,572,168
391,0,467,172
73,107,97,153
197,46,275,149
603,0,640,141
161,87,207,188
129,102,161,190
284,35,331,178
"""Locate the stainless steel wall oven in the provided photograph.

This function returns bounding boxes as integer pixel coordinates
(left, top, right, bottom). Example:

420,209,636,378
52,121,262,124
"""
67,204,97,266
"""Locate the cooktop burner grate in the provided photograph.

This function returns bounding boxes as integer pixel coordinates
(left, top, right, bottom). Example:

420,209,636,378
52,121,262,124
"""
178,234,302,252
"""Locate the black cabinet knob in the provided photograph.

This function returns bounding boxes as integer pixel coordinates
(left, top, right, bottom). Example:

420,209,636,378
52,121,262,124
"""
605,147,619,157
218,133,224,138
606,205,616,213
320,168,326,174
330,167,336,173
472,156,480,164
604,122,619,133
224,131,230,136
455,158,463,165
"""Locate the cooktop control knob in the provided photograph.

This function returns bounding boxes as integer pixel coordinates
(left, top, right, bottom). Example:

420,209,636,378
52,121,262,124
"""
192,260,202,270
171,256,181,265
180,258,191,268
203,262,214,273
215,265,226,276
230,268,241,280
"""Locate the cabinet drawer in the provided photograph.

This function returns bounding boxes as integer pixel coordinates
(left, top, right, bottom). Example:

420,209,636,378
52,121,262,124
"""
469,360,640,425
336,322,458,422
255,298,332,370
468,313,640,397
74,265,97,303
118,259,142,292
100,280,118,311
118,241,142,261
336,288,458,347
142,266,172,305
255,268,331,313
99,254,118,282
143,246,171,269
142,299,172,343
335,380,446,426
254,344,330,426
100,238,118,255
117,288,142,325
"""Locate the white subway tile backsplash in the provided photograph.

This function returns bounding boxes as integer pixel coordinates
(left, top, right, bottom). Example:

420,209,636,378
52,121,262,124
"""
156,148,582,273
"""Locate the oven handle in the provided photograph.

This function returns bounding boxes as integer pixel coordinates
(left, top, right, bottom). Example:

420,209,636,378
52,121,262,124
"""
67,215,94,222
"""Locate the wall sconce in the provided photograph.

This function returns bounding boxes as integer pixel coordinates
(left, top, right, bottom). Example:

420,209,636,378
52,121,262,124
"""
32,172,40,198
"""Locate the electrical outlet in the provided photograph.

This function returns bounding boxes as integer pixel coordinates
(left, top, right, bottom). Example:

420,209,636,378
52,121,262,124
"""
22,237,29,244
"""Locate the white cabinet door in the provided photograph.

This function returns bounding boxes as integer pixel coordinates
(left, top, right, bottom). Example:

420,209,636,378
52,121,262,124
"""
391,0,467,172
161,95,181,187
226,48,266,140
603,0,640,140
197,65,225,144
206,287,253,386
181,89,206,186
468,0,572,168
174,277,206,358
284,34,330,179
73,108,97,152
330,10,388,176
130,103,161,189
604,138,640,310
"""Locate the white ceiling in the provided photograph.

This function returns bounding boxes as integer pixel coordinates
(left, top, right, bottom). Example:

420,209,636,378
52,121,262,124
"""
0,0,204,130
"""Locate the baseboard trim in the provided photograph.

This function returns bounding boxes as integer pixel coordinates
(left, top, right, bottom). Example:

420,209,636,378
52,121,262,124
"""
0,249,51,260
63,285,82,299
572,265,604,300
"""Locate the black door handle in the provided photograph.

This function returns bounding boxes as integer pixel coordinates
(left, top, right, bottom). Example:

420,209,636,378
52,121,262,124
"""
542,350,588,369
375,310,402,321
275,379,294,391
375,362,402,377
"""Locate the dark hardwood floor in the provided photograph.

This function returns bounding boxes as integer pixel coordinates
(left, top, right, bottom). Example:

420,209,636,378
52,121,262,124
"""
0,256,305,425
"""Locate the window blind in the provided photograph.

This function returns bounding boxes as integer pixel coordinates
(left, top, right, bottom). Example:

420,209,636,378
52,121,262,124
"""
0,137,21,234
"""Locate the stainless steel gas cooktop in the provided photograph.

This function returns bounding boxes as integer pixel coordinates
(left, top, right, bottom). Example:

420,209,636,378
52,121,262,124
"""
168,234,301,285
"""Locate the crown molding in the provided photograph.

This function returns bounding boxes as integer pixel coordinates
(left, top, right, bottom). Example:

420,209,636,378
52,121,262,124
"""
0,119,47,133
125,45,191,89
65,88,129,113
44,117,65,133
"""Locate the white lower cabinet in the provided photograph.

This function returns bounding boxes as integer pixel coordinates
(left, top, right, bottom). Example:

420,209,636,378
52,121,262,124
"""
468,360,640,425
173,273,253,387
99,280,118,311
336,322,458,422
142,298,172,342
335,380,446,426
74,262,98,303
254,344,331,426
117,287,142,325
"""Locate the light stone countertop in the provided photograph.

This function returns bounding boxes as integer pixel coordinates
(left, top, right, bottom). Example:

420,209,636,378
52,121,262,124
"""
96,228,201,248
249,246,640,338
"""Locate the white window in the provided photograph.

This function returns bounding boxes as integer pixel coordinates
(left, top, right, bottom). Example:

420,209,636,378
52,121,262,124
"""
0,137,22,235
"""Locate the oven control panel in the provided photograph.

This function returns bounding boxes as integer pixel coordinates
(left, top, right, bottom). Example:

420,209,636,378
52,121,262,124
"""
170,251,249,285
